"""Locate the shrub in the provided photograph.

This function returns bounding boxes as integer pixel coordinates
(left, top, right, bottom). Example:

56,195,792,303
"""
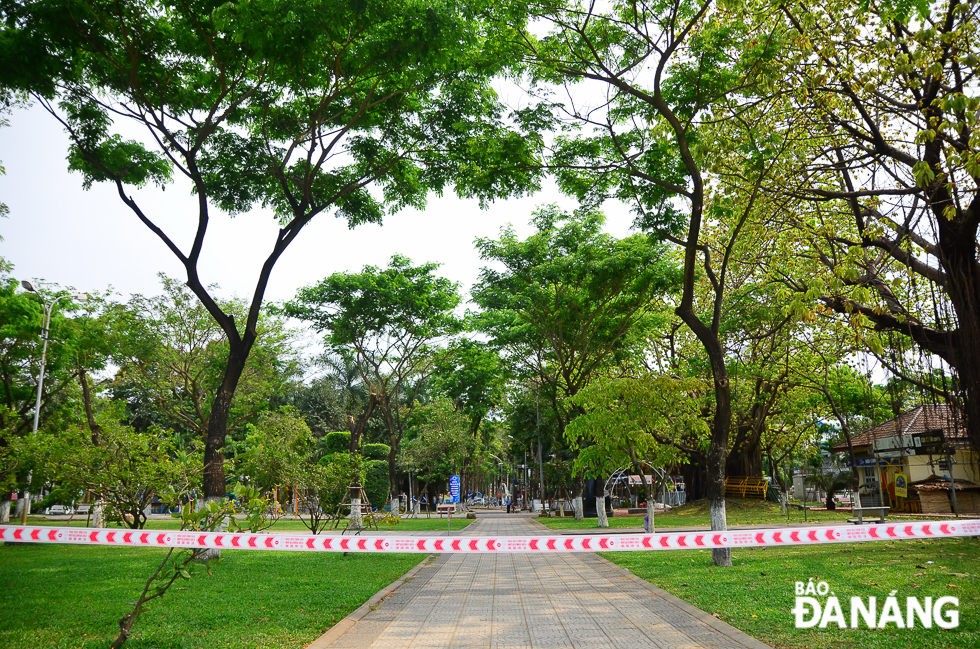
364,460,390,509
323,431,351,454
362,443,390,460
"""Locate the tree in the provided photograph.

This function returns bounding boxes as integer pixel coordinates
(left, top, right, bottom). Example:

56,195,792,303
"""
32,404,201,529
472,205,679,514
805,470,851,511
523,0,786,565
1,0,545,498
567,373,709,528
399,397,474,505
239,407,313,497
433,338,506,436
0,261,101,521
109,482,271,648
112,275,301,454
772,0,980,451
282,255,464,495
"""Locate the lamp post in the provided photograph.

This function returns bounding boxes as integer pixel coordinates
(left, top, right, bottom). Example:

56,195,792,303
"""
534,380,546,514
19,281,86,524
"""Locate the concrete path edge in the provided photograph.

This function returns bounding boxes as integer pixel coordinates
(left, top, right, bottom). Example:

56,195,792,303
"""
591,554,772,649
307,555,433,649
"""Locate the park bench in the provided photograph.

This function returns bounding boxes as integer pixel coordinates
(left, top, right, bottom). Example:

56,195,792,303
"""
724,476,770,500
436,504,456,517
848,506,889,524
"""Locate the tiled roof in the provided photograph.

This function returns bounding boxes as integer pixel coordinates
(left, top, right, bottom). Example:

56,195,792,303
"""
910,475,980,492
830,404,966,452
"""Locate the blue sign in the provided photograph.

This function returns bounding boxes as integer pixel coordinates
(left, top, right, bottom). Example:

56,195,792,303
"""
846,457,901,467
449,475,460,503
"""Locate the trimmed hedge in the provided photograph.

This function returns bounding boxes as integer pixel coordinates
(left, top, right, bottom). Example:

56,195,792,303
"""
364,460,390,509
323,431,351,454
362,443,390,460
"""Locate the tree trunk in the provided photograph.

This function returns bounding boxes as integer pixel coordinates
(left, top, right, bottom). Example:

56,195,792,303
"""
387,445,399,499
680,458,707,501
0,498,9,524
349,495,362,529
725,432,763,477
347,393,377,454
203,345,251,499
596,496,608,528
78,369,101,446
678,309,733,567
940,238,980,454
195,496,225,560
646,499,656,533
572,496,583,520
13,493,26,519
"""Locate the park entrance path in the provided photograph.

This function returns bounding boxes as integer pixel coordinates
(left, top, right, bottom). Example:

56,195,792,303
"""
316,512,770,649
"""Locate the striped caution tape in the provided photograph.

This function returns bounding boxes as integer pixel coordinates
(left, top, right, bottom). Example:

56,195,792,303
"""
3,520,979,553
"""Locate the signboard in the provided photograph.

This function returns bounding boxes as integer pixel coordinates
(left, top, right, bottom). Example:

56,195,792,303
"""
912,430,946,455
894,473,908,498
872,431,947,456
873,435,914,453
628,475,654,485
846,457,901,467
449,475,460,504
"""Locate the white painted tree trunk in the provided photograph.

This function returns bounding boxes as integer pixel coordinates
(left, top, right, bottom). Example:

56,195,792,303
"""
196,497,224,560
646,500,656,533
92,502,105,528
350,497,362,529
14,496,26,520
0,500,10,524
573,496,584,520
710,499,732,567
596,497,609,528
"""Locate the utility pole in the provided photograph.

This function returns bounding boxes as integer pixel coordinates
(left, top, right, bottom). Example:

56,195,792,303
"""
19,281,86,524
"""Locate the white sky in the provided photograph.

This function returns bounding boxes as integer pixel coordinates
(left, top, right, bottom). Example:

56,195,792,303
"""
0,103,637,308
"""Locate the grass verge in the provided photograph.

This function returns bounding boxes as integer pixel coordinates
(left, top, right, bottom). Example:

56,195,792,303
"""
0,542,420,649
604,536,979,649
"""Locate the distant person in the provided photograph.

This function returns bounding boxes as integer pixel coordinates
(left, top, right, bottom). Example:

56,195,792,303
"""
506,497,512,514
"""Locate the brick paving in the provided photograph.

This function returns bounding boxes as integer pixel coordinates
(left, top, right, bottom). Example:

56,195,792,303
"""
318,512,770,649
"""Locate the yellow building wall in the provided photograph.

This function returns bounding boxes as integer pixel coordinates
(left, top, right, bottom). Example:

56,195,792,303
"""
898,450,979,484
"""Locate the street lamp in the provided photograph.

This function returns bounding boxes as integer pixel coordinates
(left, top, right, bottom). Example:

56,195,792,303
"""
534,379,546,514
20,281,87,523
507,435,529,510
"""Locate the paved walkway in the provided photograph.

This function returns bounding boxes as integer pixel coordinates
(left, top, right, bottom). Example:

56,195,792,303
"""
316,512,769,649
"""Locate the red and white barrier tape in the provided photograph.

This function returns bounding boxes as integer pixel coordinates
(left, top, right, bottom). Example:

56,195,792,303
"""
3,520,978,553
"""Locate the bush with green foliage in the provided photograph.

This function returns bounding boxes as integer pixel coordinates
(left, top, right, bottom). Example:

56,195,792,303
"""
362,443,390,460
323,431,351,454
364,460,390,509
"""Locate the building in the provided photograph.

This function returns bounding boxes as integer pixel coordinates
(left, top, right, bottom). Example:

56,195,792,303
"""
830,404,980,514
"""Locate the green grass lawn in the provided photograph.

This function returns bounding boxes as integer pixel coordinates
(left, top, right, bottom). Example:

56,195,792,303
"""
0,542,421,649
538,498,910,530
604,535,980,649
22,515,473,532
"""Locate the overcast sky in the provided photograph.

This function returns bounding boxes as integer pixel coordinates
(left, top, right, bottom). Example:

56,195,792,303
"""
1,103,637,309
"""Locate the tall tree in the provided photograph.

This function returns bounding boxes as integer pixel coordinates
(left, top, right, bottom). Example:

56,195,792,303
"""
112,275,301,451
773,0,980,450
0,0,544,498
473,206,678,515
282,255,463,495
473,206,678,429
523,0,785,565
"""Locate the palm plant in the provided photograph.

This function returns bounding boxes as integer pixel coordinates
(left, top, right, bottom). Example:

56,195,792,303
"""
805,470,852,510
